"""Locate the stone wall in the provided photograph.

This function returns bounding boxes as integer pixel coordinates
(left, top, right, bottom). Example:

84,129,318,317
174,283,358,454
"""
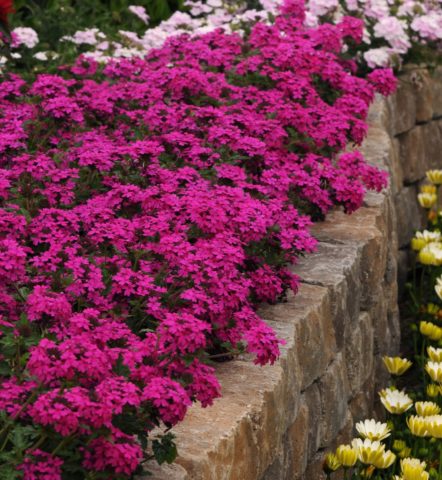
145,68,442,480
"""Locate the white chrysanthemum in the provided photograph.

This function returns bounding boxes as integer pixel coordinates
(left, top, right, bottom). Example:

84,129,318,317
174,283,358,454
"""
356,419,391,441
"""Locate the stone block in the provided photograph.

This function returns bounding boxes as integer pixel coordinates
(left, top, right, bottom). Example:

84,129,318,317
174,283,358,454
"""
398,126,426,183
414,69,434,123
349,373,376,425
344,312,374,395
423,121,442,170
304,384,322,459
262,284,336,390
287,402,309,479
302,453,327,480
387,75,417,135
431,67,442,119
292,242,360,352
394,185,425,248
367,94,390,131
318,353,351,448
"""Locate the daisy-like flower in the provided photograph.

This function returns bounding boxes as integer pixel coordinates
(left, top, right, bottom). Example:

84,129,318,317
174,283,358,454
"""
335,444,357,467
427,170,442,185
372,450,396,469
436,276,442,301
425,415,442,438
407,416,430,437
356,419,391,441
351,438,385,465
400,458,429,480
382,356,412,376
324,452,341,472
418,192,437,209
411,230,441,251
379,388,413,414
415,401,441,417
425,361,442,383
420,321,442,341
428,346,442,362
426,383,441,397
418,244,442,266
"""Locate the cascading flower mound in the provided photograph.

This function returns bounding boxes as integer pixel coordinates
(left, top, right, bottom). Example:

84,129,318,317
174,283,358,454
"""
0,1,392,477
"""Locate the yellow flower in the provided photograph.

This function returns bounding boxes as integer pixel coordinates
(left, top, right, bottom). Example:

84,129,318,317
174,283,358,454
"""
324,452,341,472
415,401,441,416
355,419,391,441
351,438,385,465
435,276,442,301
401,457,429,480
426,383,440,397
427,346,442,362
425,415,442,438
420,321,442,341
411,230,441,251
383,356,412,376
418,192,437,209
418,243,442,265
427,170,442,185
372,450,396,469
379,388,413,414
425,361,442,383
421,184,437,194
427,303,440,315
335,444,357,467
407,416,430,437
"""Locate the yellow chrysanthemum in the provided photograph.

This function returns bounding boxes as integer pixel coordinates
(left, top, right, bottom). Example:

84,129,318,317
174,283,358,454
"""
427,346,442,362
427,170,442,185
351,438,385,466
406,416,430,437
379,388,413,414
324,452,341,472
426,383,440,397
425,414,442,438
335,444,357,467
421,184,437,194
418,244,442,266
425,361,442,383
415,401,441,416
401,458,429,480
418,192,437,209
372,450,396,469
355,419,391,441
420,321,442,341
383,356,412,376
411,230,441,251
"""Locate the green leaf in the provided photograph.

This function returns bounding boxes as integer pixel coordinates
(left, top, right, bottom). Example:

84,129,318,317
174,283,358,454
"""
152,433,177,465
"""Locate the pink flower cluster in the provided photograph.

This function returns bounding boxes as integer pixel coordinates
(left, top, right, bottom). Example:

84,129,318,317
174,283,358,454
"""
0,1,393,477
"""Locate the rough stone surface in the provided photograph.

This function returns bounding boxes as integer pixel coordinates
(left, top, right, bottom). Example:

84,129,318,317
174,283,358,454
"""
145,68,442,480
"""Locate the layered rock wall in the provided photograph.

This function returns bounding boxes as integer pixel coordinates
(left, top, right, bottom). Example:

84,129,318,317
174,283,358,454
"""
146,68,442,480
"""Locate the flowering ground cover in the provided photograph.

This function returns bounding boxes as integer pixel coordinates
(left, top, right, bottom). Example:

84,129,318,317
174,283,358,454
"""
0,0,399,477
2,0,441,72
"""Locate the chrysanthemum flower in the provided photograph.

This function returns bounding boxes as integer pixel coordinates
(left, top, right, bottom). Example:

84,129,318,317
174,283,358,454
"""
356,419,391,441
427,170,442,185
407,416,430,437
415,401,441,417
372,450,396,469
379,388,413,414
351,438,385,465
420,321,442,341
418,192,437,209
382,356,412,376
425,361,442,383
335,444,357,467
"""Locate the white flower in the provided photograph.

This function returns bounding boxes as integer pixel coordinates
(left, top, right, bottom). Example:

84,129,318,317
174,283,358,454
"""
62,28,105,46
356,419,391,441
34,51,48,61
12,27,39,49
129,5,150,24
379,388,413,414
